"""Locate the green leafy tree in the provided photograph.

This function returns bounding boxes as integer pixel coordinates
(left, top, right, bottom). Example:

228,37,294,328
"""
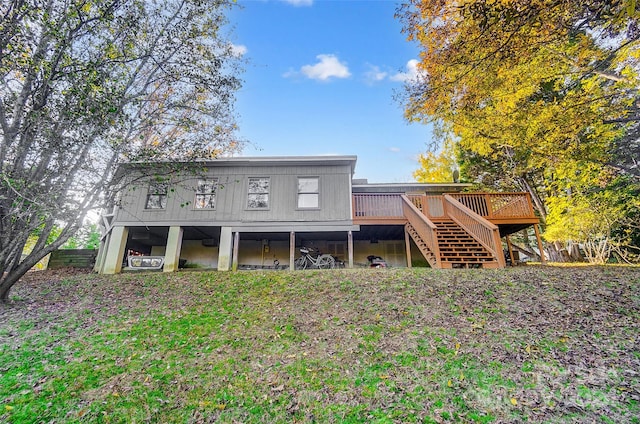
63,224,101,250
0,0,243,301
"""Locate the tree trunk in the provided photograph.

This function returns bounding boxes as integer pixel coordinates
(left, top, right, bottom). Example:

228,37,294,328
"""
0,273,21,302
0,257,37,302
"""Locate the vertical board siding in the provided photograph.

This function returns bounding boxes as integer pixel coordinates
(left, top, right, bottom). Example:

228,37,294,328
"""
115,164,353,225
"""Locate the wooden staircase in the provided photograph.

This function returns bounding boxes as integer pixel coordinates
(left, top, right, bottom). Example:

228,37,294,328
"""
402,194,503,269
406,219,500,269
405,222,439,267
431,219,500,268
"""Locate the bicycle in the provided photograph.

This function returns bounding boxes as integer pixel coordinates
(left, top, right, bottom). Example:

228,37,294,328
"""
294,247,335,269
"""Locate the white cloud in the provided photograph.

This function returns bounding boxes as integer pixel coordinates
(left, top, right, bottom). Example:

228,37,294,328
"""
390,59,421,83
230,44,247,57
281,0,313,6
290,54,351,81
389,147,401,153
364,64,388,84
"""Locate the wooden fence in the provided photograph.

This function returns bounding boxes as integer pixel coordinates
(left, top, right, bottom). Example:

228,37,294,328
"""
48,249,98,269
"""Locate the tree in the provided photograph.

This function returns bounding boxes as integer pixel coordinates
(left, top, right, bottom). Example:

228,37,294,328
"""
413,135,457,183
398,0,640,260
63,224,101,250
0,0,243,301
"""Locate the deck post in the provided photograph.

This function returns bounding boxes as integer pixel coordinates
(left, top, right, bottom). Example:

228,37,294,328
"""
347,230,354,268
505,234,515,265
289,231,295,271
533,224,547,264
404,225,412,268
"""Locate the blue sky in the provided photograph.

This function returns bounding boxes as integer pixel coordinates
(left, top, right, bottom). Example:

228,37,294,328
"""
227,0,433,183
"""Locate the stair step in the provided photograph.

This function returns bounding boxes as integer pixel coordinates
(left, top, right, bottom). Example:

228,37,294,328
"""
406,217,501,269
439,244,483,248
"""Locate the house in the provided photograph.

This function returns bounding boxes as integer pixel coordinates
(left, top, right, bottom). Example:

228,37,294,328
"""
94,155,544,273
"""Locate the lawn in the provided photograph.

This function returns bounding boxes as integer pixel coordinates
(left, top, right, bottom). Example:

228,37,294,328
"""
1,266,639,423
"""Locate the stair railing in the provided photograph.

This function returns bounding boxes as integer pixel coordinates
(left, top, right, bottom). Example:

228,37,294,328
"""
443,194,506,268
401,195,441,268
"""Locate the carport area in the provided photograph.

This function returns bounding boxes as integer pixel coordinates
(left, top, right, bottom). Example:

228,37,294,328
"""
97,223,419,274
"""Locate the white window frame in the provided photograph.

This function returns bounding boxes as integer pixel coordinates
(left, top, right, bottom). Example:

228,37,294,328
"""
247,177,270,209
145,182,168,210
194,178,218,210
297,176,320,209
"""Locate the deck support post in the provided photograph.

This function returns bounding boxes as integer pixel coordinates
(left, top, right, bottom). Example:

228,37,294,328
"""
289,231,295,271
163,226,183,273
404,226,412,268
232,231,240,271
347,230,354,268
505,234,515,266
533,224,546,264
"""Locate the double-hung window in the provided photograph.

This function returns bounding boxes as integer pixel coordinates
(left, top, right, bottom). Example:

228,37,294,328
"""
297,177,319,208
145,182,168,209
247,177,269,209
194,179,218,209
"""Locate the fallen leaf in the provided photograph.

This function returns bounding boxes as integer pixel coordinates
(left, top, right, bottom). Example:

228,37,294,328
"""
510,397,518,406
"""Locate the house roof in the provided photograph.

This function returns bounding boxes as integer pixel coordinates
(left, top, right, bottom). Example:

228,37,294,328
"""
352,182,472,194
120,155,358,174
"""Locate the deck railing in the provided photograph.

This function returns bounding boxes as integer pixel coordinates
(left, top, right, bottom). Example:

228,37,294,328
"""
448,193,535,220
407,195,446,218
352,194,404,219
354,192,534,221
444,194,505,267
401,195,441,267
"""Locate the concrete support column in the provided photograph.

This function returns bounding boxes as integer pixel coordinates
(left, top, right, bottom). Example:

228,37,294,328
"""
163,226,184,273
289,231,296,271
347,230,354,268
94,234,109,273
232,231,240,271
217,227,233,271
101,226,128,274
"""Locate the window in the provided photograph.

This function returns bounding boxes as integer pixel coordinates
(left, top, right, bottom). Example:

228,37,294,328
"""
298,177,319,208
194,179,218,209
145,182,168,209
247,177,269,209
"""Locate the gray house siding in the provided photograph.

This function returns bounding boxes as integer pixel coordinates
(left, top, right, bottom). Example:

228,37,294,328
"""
114,163,353,226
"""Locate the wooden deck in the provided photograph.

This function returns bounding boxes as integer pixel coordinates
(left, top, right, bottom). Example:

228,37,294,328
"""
353,192,538,227
353,192,541,269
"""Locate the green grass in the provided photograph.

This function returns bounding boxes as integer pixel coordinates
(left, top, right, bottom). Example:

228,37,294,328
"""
1,265,639,422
